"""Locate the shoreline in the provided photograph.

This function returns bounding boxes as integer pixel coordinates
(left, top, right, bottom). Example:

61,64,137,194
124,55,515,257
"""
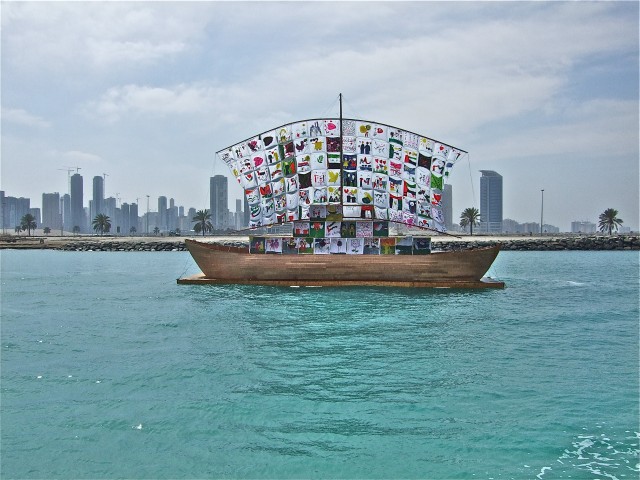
1,234,638,251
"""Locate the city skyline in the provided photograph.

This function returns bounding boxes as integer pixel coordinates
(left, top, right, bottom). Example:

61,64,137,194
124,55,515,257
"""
2,169,630,234
2,2,638,230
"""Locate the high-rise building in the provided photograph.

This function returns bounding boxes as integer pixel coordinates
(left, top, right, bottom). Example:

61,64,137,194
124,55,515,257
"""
61,194,71,231
70,173,84,232
42,192,62,231
210,175,228,230
243,196,249,228
158,196,167,232
121,203,130,235
92,176,104,220
442,184,453,231
29,208,41,227
130,203,139,233
479,170,503,233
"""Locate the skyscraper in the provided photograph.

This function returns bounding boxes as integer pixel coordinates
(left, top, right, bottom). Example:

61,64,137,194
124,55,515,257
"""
243,196,249,228
70,173,84,232
130,203,139,233
92,176,104,220
61,194,71,231
442,184,453,230
42,192,62,231
210,175,228,230
158,196,167,231
479,170,503,233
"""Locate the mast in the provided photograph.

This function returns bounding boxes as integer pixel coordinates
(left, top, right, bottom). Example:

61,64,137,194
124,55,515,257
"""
339,93,343,212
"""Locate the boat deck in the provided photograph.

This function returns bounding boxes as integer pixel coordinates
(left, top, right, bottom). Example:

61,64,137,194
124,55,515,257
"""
177,273,505,289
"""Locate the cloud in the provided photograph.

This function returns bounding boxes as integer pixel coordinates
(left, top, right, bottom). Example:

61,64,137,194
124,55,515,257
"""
2,107,50,128
57,150,103,165
1,2,208,73
84,83,224,122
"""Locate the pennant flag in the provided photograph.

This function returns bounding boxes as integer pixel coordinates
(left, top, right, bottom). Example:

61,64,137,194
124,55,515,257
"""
325,221,341,237
341,221,356,238
356,221,373,238
293,221,310,237
312,187,328,204
346,238,364,255
285,175,298,192
309,121,323,137
313,238,331,254
430,173,443,191
380,237,395,254
265,237,282,254
249,236,266,253
310,221,325,238
364,238,380,255
330,238,347,254
323,119,340,137
277,125,292,143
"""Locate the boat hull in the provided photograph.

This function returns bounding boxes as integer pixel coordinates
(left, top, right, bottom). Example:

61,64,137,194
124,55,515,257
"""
181,239,503,288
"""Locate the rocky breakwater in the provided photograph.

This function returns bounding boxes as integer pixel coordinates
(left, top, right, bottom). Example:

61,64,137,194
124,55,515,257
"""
56,240,187,252
433,235,639,252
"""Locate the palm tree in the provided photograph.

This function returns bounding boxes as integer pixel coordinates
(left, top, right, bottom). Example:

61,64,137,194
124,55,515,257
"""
43,227,51,235
459,207,481,235
129,226,137,235
72,225,80,235
20,214,37,236
598,208,623,235
14,225,22,234
153,226,160,236
192,209,213,236
92,214,111,236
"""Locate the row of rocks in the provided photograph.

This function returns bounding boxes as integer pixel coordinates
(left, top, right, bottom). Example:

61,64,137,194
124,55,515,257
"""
56,241,188,252
433,235,639,251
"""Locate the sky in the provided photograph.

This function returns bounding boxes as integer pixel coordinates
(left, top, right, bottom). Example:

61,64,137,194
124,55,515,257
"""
1,1,638,231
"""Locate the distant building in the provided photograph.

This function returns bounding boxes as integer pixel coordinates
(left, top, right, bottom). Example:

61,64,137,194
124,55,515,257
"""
121,203,131,235
158,196,167,232
29,208,41,227
70,173,84,232
42,192,62,231
129,203,139,233
210,175,229,230
542,224,560,234
571,221,596,233
442,184,453,230
243,197,250,228
479,170,503,233
61,194,71,231
92,176,104,220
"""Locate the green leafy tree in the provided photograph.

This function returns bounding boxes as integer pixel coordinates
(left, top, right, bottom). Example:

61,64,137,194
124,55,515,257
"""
73,225,80,235
43,227,51,235
598,208,623,235
192,209,213,236
459,207,481,236
14,225,22,234
129,226,137,235
20,214,37,236
92,214,111,236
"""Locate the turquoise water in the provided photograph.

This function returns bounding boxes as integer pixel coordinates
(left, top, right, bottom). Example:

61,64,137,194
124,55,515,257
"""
1,249,638,479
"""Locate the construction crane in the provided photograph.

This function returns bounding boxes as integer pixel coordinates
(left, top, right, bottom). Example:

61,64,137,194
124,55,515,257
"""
57,166,81,194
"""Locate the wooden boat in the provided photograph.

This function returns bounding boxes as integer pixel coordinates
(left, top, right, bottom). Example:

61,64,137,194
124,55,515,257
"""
179,239,503,288
179,95,504,288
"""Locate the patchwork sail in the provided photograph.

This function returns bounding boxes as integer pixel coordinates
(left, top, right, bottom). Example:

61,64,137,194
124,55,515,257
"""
217,118,465,233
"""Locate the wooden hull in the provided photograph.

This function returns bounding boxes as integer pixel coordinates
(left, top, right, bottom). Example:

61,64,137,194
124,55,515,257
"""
182,239,502,288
